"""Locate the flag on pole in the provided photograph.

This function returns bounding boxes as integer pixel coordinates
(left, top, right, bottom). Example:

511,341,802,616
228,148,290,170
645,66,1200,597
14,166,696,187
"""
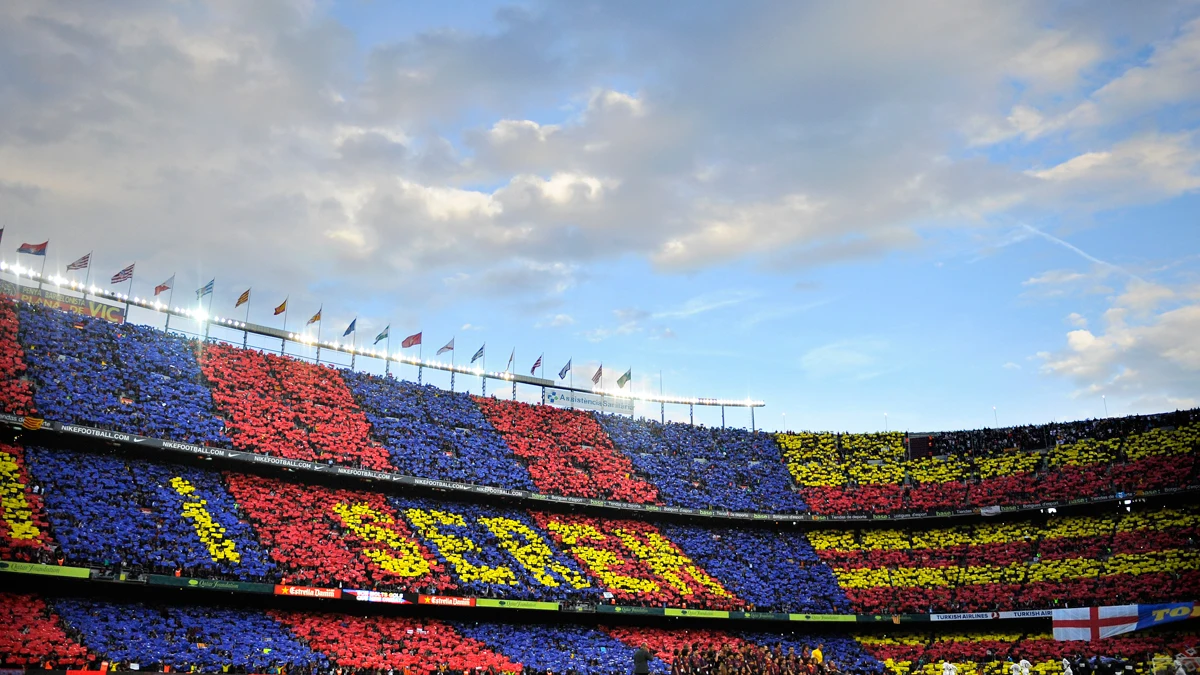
274,298,287,315
66,253,91,272
506,349,514,372
617,368,632,388
235,289,250,308
592,364,603,385
110,264,135,284
307,307,322,325
471,344,485,364
17,241,48,256
343,318,357,337
531,354,543,376
1052,606,1139,641
0,229,4,247
154,275,174,296
401,332,422,348
196,279,214,300
558,359,571,380
375,325,390,345
437,338,455,355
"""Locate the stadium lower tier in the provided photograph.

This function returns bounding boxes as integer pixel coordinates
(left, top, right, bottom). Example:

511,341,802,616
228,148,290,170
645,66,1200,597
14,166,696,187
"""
1,592,1196,675
1,444,1197,615
6,300,1200,517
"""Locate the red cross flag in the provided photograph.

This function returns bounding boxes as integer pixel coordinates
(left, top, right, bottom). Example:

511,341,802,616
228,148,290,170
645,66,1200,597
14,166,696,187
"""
1052,605,1139,641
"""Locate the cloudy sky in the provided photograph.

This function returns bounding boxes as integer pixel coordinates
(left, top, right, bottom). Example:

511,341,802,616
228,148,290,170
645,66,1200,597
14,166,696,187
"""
1,0,1198,432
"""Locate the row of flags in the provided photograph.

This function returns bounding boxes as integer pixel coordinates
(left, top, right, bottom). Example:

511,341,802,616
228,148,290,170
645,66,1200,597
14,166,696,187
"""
8,234,636,388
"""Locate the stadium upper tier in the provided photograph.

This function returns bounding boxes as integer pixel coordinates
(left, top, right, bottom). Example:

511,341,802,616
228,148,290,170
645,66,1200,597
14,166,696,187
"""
3,300,1199,517
1,592,1196,675
2,444,1197,615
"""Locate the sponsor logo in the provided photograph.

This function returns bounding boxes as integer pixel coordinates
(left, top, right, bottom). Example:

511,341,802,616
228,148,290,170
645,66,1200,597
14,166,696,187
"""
161,440,226,458
418,595,476,607
275,585,342,599
60,425,132,442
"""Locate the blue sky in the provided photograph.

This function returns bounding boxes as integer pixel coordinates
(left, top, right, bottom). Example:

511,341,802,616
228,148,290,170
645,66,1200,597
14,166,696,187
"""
1,1,1198,432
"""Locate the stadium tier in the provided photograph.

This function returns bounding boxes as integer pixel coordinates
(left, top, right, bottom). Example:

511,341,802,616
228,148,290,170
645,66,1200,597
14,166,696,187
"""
2,301,1198,518
2,443,1197,615
2,593,1197,675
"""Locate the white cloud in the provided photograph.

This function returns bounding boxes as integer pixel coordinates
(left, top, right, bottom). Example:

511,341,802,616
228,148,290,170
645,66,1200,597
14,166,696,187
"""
0,0,1194,326
1066,312,1088,328
536,313,575,328
1002,362,1022,370
1039,278,1200,408
1024,269,1088,286
801,338,892,381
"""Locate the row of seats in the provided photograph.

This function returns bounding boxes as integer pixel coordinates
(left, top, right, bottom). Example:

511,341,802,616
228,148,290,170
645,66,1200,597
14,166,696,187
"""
8,301,1200,516
5,444,1196,615
808,510,1200,614
0,300,33,415
4,593,1194,675
597,414,808,512
859,630,1200,675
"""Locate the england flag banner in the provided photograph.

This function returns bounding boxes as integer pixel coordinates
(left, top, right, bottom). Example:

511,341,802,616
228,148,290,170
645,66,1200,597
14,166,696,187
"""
1053,605,1139,641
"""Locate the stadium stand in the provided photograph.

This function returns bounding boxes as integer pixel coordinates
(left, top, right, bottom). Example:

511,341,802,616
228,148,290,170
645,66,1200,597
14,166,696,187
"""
808,508,1200,614
475,396,661,503
16,303,225,444
199,342,393,471
0,442,52,562
6,302,1199,518
596,414,808,513
0,593,89,668
0,300,33,415
781,418,1199,516
342,372,537,490
25,445,276,579
4,590,1198,674
1,442,1196,615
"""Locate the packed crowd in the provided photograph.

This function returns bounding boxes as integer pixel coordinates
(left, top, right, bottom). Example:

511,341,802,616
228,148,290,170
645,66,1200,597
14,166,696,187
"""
0,299,34,415
342,373,536,490
858,630,1199,675
808,508,1200,614
597,414,808,513
4,442,1199,615
200,342,393,471
25,445,276,579
781,420,1199,516
475,397,660,504
0,592,898,674
17,303,226,444
5,302,1200,518
0,442,52,561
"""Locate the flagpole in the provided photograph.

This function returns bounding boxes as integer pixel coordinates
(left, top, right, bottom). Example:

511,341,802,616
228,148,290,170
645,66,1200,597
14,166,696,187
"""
36,253,47,294
243,291,250,349
123,264,134,320
450,339,455,392
350,326,356,371
385,325,391,377
569,364,574,410
82,252,92,301
418,342,423,385
164,281,174,332
511,348,517,401
280,299,288,355
315,308,323,365
481,346,486,397
204,286,214,341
